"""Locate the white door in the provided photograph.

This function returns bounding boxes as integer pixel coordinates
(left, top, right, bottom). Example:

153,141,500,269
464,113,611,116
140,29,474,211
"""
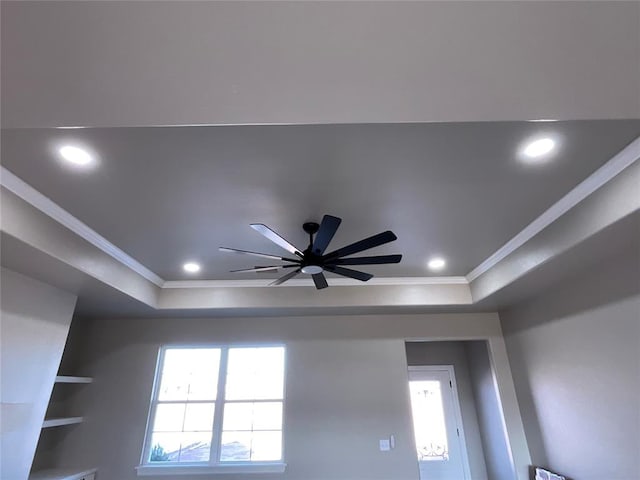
408,366,470,480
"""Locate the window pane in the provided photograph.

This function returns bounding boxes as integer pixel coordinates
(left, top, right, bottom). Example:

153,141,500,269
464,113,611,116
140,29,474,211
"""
149,432,181,462
153,403,185,432
183,403,215,432
225,347,285,400
251,431,282,461
158,348,220,401
222,402,253,431
148,431,212,463
219,431,282,462
178,432,211,462
252,402,282,430
409,380,449,461
220,431,251,461
222,401,283,432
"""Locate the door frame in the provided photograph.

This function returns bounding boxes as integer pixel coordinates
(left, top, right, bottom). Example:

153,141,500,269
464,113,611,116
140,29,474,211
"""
408,365,472,480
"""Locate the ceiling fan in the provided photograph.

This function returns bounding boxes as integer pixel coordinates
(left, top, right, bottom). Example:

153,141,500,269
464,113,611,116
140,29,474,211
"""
219,215,402,289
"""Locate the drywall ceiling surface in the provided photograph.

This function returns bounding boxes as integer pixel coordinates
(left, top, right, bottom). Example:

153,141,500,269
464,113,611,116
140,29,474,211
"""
476,210,640,311
2,1,639,127
3,121,639,280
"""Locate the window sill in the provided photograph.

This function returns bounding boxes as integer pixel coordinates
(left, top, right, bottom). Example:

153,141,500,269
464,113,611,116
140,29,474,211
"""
136,463,287,476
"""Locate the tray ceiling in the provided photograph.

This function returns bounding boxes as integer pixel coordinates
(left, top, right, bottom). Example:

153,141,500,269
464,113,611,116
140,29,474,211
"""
2,120,639,281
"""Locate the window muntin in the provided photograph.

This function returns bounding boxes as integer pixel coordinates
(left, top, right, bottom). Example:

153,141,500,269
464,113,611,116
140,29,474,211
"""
143,345,285,467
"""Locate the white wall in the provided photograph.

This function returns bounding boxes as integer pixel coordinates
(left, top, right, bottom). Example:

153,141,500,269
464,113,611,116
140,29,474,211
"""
3,2,639,128
501,249,640,480
53,313,528,480
405,341,488,480
0,268,77,480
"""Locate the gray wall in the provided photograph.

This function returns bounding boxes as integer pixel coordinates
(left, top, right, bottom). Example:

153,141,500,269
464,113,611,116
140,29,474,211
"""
52,313,518,480
0,268,77,480
500,249,640,480
465,341,514,480
405,341,488,480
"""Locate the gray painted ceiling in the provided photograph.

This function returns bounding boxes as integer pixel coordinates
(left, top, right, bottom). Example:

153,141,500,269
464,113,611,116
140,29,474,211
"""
2,120,639,280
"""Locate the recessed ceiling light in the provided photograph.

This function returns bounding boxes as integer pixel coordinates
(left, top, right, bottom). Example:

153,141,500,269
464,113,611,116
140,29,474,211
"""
427,257,446,271
522,137,556,159
58,145,94,166
183,262,201,273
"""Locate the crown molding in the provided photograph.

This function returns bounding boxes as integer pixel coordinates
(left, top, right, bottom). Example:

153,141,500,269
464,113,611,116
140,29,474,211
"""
0,167,165,287
162,276,469,289
466,135,640,282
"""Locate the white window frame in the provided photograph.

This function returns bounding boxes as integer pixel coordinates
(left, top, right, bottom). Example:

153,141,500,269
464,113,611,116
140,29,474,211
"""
136,344,287,476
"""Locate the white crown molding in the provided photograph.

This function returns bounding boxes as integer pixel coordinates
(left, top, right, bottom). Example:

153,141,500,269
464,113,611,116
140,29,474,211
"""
162,276,469,289
466,135,640,282
0,167,165,287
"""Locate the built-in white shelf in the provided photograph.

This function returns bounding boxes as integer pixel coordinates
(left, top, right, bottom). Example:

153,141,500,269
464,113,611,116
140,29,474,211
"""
55,375,93,384
42,416,83,428
29,467,97,480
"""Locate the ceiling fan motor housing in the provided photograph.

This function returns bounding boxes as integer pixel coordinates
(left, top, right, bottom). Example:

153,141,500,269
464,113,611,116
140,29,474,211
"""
301,264,323,274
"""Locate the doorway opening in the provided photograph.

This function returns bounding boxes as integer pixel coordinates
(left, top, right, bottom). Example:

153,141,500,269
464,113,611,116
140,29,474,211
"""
405,340,515,480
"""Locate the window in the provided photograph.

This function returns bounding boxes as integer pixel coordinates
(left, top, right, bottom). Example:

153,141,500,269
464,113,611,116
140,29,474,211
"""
409,379,449,461
408,366,471,480
138,345,286,475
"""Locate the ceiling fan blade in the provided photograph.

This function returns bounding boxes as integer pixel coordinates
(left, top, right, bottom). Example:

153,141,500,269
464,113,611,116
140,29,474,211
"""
269,268,302,286
324,265,373,282
250,224,304,258
326,254,402,265
230,265,298,273
323,231,398,260
312,272,329,290
219,247,299,262
312,215,342,255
